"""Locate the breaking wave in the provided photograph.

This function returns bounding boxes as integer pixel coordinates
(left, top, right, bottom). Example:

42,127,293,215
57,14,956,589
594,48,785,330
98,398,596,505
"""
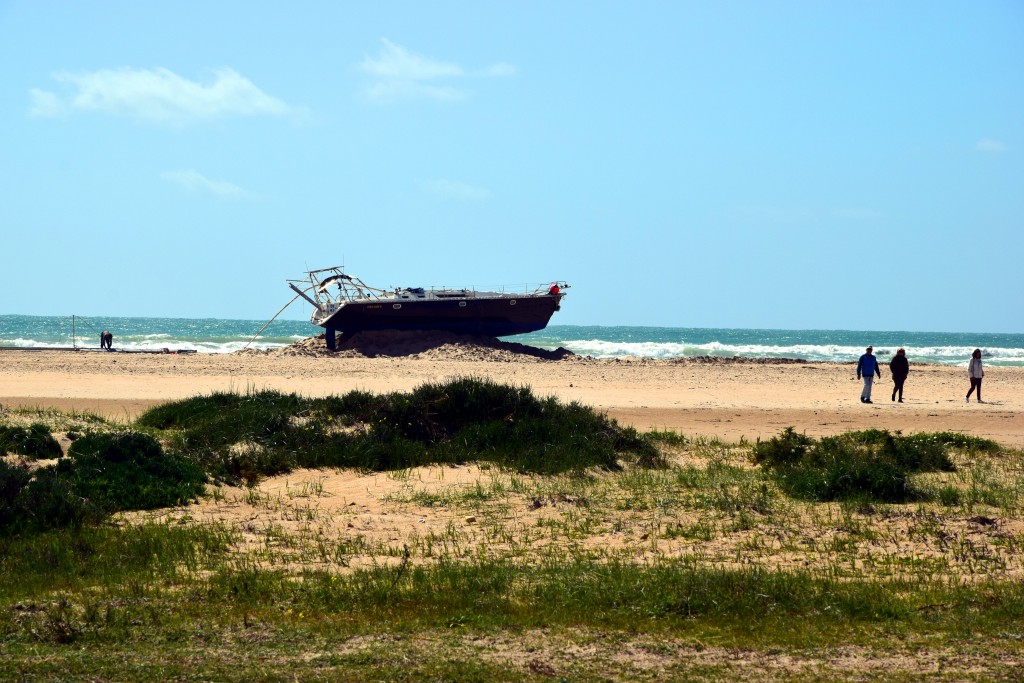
3,316,1023,365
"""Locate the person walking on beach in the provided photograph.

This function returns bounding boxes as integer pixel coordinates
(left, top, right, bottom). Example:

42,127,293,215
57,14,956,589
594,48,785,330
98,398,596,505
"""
100,330,113,350
889,348,909,402
856,346,882,403
966,348,985,403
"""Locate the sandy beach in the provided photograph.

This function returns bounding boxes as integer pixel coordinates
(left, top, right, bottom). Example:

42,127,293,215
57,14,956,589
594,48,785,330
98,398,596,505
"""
2,342,1022,447
4,342,1024,680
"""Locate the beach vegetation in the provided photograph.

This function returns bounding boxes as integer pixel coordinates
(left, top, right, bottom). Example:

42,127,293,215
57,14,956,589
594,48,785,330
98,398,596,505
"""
0,460,33,530
752,427,966,503
62,431,207,512
0,431,206,535
2,519,1024,680
642,428,689,446
137,378,663,483
3,398,1024,679
0,423,62,459
1,405,111,434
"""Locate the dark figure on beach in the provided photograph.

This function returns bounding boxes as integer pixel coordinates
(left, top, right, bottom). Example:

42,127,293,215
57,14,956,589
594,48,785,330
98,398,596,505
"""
100,330,113,350
856,346,882,403
966,348,984,403
889,348,909,402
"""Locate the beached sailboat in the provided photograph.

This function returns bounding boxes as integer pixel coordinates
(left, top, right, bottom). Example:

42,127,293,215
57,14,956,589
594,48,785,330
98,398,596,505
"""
288,267,568,349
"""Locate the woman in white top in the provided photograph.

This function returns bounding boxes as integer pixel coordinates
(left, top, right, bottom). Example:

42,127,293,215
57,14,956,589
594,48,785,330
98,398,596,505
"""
966,349,984,403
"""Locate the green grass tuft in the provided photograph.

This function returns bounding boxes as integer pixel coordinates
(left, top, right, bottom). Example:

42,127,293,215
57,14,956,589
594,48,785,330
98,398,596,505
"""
0,423,62,459
752,427,961,503
139,378,663,483
1,431,206,536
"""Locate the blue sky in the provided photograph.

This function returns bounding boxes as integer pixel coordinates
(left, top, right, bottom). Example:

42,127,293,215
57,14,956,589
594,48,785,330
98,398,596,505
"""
2,1,1021,332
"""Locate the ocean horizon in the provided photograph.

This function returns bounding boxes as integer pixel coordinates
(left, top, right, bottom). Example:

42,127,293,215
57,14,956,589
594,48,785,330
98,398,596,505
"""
1,314,1022,367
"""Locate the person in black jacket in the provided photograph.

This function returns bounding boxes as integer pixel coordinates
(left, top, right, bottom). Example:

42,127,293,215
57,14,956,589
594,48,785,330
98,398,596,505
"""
889,348,909,402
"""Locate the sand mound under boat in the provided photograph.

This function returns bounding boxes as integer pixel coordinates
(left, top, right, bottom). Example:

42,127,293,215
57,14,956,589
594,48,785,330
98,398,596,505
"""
246,330,576,362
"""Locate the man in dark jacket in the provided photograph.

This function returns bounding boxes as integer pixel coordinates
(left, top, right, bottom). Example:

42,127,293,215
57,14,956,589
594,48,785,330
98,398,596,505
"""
856,346,882,403
889,348,909,402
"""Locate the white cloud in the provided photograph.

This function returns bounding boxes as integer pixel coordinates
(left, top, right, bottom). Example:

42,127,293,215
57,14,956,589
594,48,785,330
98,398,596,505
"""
28,89,66,118
421,179,491,202
361,39,464,80
359,39,514,103
31,67,298,124
976,138,1007,153
161,169,249,198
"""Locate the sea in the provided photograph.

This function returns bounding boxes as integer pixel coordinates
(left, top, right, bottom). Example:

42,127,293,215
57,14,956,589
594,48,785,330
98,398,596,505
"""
1,315,1022,367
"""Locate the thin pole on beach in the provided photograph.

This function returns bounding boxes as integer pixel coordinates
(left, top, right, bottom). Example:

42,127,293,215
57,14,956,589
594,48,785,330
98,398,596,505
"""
72,315,76,350
242,294,301,351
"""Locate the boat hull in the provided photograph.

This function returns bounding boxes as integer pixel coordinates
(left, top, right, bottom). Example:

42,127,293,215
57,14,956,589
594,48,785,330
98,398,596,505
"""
319,294,561,338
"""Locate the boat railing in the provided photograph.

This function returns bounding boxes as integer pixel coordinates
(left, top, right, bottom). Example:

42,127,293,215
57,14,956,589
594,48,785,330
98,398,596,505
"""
295,269,568,307
419,282,569,297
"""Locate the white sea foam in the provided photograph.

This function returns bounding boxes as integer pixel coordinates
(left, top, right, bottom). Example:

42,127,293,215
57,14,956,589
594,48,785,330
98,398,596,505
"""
558,339,1024,365
1,338,69,349
5,317,1023,365
0,338,288,354
565,340,692,358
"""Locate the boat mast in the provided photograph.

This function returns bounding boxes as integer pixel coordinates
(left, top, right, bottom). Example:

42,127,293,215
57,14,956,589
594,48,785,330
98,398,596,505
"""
289,282,320,309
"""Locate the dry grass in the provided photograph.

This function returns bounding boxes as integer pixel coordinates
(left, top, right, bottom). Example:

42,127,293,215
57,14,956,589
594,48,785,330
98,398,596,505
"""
123,440,1024,584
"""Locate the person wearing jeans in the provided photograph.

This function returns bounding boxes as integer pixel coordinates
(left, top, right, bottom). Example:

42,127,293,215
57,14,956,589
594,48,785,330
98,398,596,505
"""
856,346,882,404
